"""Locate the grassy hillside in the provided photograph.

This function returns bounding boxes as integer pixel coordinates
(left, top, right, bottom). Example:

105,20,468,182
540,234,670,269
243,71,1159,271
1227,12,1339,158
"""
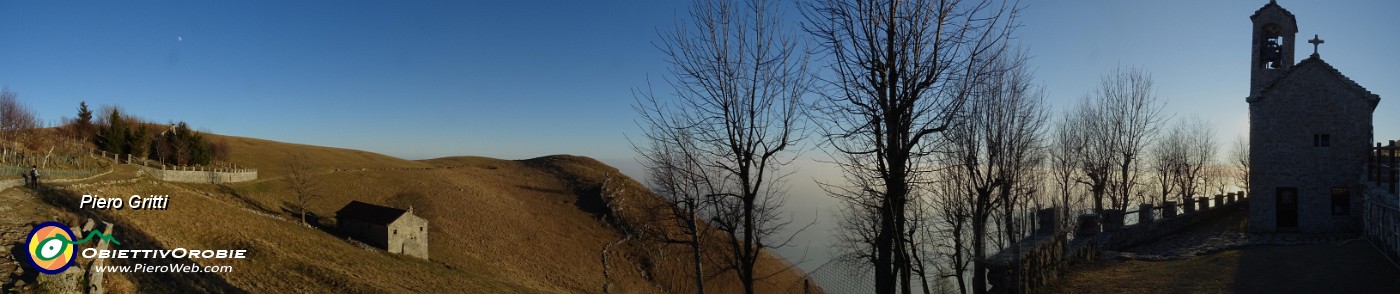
40,134,817,293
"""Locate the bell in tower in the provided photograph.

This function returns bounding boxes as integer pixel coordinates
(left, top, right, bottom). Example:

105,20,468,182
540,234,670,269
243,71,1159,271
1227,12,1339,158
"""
1260,24,1284,69
1249,0,1297,97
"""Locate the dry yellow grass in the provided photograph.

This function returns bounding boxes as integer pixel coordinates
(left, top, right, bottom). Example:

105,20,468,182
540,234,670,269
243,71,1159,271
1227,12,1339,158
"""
34,133,817,293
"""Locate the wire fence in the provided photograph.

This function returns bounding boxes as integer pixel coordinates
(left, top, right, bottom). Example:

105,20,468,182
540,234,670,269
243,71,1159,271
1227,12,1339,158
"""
1365,193,1400,269
803,262,874,294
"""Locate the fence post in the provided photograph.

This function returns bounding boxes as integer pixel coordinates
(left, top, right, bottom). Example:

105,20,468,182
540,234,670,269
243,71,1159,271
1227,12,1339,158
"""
1103,210,1125,232
1138,203,1154,225
1390,141,1397,194
1163,201,1178,218
1038,208,1060,235
1184,197,1196,214
1076,215,1100,238
1377,142,1385,184
1197,197,1210,211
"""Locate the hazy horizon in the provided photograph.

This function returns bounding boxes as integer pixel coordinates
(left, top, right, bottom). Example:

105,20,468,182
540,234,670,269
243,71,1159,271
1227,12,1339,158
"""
5,0,1400,280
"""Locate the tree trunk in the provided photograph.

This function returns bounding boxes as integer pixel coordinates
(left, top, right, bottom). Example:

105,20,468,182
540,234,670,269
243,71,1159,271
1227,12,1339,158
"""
971,216,988,294
1119,159,1132,211
875,194,897,294
953,221,968,294
911,225,931,294
1003,190,1020,294
690,204,705,294
1092,182,1106,216
742,169,757,294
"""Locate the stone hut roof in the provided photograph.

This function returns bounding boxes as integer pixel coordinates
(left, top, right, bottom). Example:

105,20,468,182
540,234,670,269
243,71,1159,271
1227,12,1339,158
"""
1250,55,1381,108
336,200,409,226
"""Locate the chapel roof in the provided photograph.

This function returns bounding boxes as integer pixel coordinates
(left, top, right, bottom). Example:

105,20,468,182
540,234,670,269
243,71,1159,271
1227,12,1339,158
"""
1249,55,1381,108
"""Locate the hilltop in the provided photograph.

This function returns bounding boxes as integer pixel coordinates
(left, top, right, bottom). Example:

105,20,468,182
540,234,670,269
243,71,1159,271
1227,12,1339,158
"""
0,133,818,293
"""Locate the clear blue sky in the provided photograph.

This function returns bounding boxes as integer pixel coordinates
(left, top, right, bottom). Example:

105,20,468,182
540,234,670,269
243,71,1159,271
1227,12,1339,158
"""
3,0,1398,276
1,1,1396,163
0,1,676,161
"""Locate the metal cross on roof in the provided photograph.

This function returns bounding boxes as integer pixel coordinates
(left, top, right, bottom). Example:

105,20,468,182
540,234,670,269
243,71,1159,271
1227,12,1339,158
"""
1308,34,1325,55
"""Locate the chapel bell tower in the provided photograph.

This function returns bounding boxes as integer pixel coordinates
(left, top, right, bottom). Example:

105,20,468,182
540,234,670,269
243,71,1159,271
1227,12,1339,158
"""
1250,0,1298,97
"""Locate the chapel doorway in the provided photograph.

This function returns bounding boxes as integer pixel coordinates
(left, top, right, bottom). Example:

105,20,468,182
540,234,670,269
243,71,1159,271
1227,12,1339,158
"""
1277,187,1299,229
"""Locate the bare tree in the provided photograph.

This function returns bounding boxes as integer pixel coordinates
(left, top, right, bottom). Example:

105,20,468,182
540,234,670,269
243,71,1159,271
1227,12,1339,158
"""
1148,137,1180,205
0,87,40,144
1204,165,1230,197
1157,117,1215,204
633,0,809,292
1228,135,1250,195
284,153,319,225
1070,67,1166,214
1049,113,1086,222
212,138,232,163
633,121,719,293
804,0,1021,292
939,50,1046,294
1067,97,1115,216
1102,67,1166,212
931,172,971,294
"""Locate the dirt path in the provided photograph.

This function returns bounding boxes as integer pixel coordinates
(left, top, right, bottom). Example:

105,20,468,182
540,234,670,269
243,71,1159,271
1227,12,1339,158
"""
0,165,144,291
0,187,59,291
1052,209,1400,293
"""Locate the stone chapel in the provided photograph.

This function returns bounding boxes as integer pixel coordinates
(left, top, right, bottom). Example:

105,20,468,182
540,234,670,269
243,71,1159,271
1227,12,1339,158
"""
1247,1,1380,233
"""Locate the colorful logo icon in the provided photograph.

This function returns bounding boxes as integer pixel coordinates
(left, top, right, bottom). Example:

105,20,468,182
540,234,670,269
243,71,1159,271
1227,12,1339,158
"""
25,221,78,275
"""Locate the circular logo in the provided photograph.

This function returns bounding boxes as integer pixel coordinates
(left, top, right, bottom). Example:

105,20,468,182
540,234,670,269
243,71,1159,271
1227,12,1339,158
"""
25,221,77,275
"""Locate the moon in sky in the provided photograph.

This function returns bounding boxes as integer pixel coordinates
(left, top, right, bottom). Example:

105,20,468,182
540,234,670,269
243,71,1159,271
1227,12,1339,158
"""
177,36,183,42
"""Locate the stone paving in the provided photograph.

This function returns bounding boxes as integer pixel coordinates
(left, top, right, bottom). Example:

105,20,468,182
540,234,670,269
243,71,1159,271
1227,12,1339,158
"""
1104,209,1365,261
1057,207,1400,294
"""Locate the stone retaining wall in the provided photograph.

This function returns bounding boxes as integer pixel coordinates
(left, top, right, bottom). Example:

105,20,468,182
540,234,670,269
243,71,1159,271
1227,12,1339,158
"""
137,165,257,184
987,193,1250,293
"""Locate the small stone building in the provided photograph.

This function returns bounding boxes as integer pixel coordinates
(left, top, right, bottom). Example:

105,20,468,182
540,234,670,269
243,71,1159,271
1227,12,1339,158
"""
1247,1,1380,233
336,200,430,259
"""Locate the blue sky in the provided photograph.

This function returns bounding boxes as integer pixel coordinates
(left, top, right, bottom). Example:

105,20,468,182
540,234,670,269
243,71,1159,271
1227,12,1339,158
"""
0,1,675,161
1,1,1396,163
3,0,1399,275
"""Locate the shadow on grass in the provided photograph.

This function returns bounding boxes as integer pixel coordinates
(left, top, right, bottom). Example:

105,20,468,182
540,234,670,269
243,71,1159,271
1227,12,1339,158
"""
30,184,247,293
278,202,324,229
216,184,280,216
518,183,609,219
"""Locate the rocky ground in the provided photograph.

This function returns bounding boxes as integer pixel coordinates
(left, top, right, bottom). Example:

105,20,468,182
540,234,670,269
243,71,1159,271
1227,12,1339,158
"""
0,187,48,292
0,186,95,293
